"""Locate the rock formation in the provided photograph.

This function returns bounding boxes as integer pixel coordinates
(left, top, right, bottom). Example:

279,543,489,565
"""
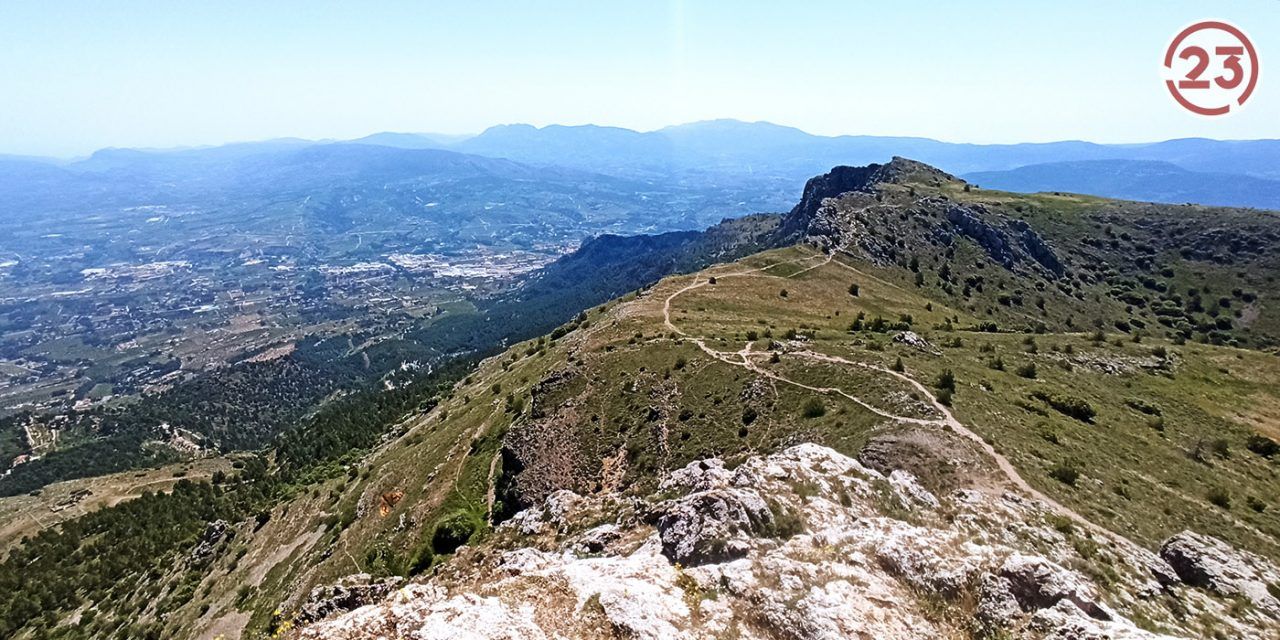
291,444,1278,639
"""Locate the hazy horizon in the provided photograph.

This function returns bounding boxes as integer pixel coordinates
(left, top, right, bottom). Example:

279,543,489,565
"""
9,118,1280,162
2,1,1277,157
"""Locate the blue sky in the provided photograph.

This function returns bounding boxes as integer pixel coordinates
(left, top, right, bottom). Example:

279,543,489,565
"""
0,1,1277,156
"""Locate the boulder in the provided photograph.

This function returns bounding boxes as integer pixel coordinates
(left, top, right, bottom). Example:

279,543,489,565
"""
570,523,621,555
655,488,773,565
997,554,1114,621
188,519,231,565
888,469,940,510
1026,600,1182,640
891,331,939,354
1159,530,1280,616
662,458,733,493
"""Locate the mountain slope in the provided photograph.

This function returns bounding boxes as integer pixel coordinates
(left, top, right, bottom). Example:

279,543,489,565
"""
966,160,1280,210
257,241,1278,639
4,160,1280,640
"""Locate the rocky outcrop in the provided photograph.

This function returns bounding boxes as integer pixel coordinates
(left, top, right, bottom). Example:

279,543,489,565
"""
188,519,232,565
787,168,1068,281
995,554,1114,621
654,486,774,565
292,445,1273,640
780,158,958,238
1012,219,1066,275
947,204,1019,267
297,574,405,625
891,330,939,354
1159,530,1280,617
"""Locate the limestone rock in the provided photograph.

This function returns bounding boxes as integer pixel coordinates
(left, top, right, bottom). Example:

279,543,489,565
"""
1159,530,1280,617
188,519,231,565
655,487,772,565
997,553,1114,621
291,445,1270,639
298,573,405,624
891,330,939,354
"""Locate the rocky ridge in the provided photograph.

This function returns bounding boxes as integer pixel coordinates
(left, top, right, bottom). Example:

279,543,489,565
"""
291,444,1279,639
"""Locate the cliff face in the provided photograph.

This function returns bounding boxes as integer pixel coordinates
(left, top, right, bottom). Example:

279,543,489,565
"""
292,444,1277,639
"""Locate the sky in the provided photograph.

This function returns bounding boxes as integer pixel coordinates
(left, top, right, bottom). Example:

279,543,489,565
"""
0,1,1277,157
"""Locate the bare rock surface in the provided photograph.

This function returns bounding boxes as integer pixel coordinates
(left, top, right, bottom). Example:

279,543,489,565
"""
1159,530,1280,617
292,445,1276,640
297,573,404,625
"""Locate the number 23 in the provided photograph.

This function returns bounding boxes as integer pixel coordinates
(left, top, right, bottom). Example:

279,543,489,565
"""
1178,46,1246,90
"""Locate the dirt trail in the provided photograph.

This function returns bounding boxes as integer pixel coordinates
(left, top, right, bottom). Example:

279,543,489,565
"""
659,258,1137,548
483,448,502,520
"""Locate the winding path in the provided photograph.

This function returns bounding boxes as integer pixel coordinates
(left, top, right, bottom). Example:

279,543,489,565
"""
659,255,1132,545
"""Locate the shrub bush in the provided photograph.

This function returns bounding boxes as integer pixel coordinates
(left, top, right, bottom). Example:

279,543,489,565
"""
431,511,479,556
1246,434,1279,458
801,398,826,419
1207,487,1231,510
1049,463,1080,486
1032,391,1095,422
935,369,956,392
936,388,953,407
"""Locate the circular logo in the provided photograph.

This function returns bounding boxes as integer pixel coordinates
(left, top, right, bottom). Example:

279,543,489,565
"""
1163,21,1259,116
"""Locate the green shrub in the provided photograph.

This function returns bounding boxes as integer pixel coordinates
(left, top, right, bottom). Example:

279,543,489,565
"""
1209,438,1231,458
761,499,806,539
801,398,826,419
936,388,953,407
1049,463,1080,486
935,369,956,392
1015,362,1037,379
1124,398,1162,416
1246,495,1267,513
431,511,479,555
1207,487,1231,510
1032,391,1095,422
1246,434,1279,458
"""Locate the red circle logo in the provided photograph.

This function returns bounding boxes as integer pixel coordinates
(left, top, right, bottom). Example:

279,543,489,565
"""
1163,21,1259,116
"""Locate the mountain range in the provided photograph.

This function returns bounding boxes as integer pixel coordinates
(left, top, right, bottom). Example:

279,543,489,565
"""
11,119,1276,218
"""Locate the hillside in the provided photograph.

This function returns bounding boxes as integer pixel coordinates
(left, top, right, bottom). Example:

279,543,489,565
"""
965,160,1280,211
3,160,1279,639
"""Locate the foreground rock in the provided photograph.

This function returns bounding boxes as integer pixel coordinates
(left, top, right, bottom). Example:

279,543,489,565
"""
297,574,405,625
291,445,1277,640
1160,530,1280,618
